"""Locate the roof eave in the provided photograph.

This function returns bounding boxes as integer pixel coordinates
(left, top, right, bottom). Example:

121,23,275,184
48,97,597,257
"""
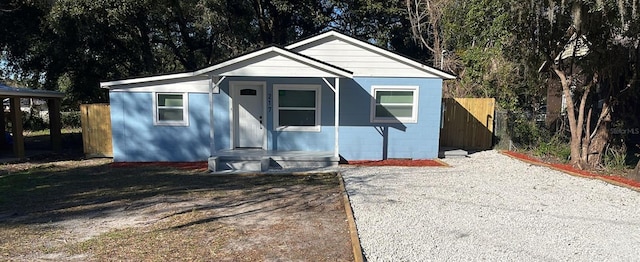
100,72,199,89
196,46,353,78
101,46,353,89
0,90,65,98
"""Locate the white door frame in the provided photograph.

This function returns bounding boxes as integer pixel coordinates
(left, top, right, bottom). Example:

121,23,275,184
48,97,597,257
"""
229,81,267,149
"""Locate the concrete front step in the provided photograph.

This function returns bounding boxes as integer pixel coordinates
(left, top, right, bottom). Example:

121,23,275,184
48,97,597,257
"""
438,148,469,158
209,155,339,172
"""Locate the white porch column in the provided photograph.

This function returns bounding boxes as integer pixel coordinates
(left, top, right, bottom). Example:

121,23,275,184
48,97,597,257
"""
334,77,340,158
209,77,215,156
209,76,226,156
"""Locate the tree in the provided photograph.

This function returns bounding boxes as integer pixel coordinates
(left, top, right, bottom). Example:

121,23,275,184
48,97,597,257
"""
329,0,407,45
436,0,544,111
251,0,333,45
405,0,447,68
543,0,640,168
514,0,639,168
1,0,344,109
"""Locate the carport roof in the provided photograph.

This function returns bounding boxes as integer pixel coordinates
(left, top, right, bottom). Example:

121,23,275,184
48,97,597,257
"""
0,83,65,98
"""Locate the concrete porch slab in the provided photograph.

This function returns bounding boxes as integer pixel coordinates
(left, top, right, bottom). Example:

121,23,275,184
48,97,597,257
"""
210,150,339,172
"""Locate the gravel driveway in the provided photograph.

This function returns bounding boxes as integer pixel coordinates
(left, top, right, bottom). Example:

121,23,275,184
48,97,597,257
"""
342,150,640,261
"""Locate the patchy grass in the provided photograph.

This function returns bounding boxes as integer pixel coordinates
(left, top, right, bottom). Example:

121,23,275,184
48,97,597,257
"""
0,224,63,258
23,128,82,137
69,214,235,261
0,160,352,261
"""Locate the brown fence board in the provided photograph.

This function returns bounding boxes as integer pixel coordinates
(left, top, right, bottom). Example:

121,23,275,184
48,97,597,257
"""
80,104,113,157
440,98,495,150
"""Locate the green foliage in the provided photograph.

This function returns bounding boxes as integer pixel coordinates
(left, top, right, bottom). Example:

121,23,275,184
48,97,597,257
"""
61,111,81,129
507,114,542,147
441,0,546,113
330,0,407,45
534,135,571,163
603,142,629,170
22,110,48,131
2,0,335,104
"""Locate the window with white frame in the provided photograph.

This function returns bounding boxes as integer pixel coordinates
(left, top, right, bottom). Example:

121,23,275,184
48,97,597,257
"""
153,92,189,126
273,85,321,131
371,86,419,123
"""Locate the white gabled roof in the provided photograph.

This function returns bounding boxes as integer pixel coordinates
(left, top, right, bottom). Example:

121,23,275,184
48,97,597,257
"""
101,46,352,89
286,31,456,79
193,46,353,78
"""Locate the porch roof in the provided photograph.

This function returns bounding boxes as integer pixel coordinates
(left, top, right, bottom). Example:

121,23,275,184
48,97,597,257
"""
100,46,353,89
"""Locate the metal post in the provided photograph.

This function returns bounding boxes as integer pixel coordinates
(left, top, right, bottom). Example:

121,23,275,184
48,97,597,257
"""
334,77,340,158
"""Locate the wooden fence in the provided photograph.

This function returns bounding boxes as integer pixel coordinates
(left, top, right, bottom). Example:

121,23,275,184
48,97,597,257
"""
440,98,495,150
80,104,113,157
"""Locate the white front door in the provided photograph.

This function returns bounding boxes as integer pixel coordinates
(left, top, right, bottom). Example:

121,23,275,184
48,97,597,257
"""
232,83,265,148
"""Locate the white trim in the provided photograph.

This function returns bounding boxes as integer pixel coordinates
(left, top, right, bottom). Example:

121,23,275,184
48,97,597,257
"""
334,78,340,158
322,78,336,92
273,84,322,132
101,46,352,89
106,75,212,93
195,46,353,78
100,72,195,88
153,92,189,126
370,86,419,124
287,31,456,80
209,76,226,155
229,81,267,149
109,85,211,93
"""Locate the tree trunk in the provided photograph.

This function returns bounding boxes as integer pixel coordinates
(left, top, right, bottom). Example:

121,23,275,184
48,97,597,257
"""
585,101,612,168
631,159,640,181
552,67,585,167
551,66,605,169
585,123,609,167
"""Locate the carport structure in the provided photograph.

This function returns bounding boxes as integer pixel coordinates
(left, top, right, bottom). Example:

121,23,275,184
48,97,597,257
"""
1,83,64,159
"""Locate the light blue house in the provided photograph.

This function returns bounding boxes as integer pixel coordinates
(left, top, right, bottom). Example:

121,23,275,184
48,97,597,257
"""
100,31,455,171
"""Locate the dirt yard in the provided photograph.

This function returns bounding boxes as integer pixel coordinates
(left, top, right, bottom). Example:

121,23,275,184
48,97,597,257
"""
0,159,354,261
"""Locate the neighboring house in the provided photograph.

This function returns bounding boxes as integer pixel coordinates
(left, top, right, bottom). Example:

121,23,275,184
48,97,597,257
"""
540,30,591,128
100,31,455,171
3,97,49,115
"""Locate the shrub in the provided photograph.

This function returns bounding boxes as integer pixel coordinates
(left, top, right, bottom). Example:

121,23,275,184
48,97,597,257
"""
534,135,571,162
22,110,48,131
61,111,81,128
603,143,628,170
508,112,545,148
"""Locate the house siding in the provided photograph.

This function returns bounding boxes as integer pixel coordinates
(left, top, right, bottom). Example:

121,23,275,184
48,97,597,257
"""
291,36,443,78
222,77,336,151
109,76,441,162
110,77,338,161
216,53,348,78
338,77,443,160
110,92,210,161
